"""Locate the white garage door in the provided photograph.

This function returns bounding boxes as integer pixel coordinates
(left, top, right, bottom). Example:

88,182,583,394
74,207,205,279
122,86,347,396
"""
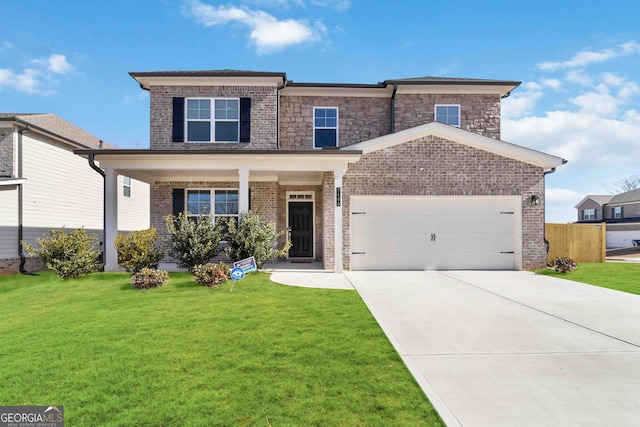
350,196,520,270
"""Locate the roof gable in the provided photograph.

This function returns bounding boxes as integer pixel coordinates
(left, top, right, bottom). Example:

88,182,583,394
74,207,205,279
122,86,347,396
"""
344,122,566,169
574,195,613,209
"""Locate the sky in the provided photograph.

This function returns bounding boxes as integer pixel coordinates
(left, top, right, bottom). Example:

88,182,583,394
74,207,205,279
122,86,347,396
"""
1,0,639,223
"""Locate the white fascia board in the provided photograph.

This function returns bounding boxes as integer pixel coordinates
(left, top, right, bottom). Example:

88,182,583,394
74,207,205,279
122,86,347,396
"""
347,122,566,169
135,76,284,89
280,86,393,98
395,83,518,97
0,178,26,186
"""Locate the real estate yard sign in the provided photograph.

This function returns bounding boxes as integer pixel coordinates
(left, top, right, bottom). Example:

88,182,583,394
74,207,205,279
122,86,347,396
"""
229,256,257,292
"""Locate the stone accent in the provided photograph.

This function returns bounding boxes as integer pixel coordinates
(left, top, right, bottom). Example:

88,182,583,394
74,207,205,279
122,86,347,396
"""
321,172,335,270
0,257,44,276
340,136,546,270
0,127,13,176
394,93,501,138
149,85,278,150
279,96,391,149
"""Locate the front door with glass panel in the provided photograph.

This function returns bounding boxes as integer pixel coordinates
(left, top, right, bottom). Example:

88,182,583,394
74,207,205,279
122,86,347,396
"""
288,201,314,258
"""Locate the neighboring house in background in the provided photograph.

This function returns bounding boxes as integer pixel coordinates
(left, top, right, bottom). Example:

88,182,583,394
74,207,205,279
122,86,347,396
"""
75,70,565,272
575,189,640,248
0,113,150,275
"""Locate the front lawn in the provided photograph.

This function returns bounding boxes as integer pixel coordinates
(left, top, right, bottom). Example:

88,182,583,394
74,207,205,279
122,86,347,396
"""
0,271,442,426
536,262,640,295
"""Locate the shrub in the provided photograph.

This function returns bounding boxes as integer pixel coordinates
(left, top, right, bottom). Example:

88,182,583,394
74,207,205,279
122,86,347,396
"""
114,228,164,273
164,212,222,272
131,268,169,289
22,228,99,279
222,210,291,268
193,262,230,287
547,257,578,273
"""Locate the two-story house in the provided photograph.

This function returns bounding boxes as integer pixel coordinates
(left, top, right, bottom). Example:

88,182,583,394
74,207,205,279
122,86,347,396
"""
75,70,565,272
575,189,640,248
0,113,150,275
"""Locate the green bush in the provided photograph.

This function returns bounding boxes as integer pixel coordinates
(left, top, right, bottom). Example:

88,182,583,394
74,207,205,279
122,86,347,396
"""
131,268,169,289
547,256,578,273
114,228,164,273
222,210,291,268
22,228,99,279
164,212,222,272
193,262,230,287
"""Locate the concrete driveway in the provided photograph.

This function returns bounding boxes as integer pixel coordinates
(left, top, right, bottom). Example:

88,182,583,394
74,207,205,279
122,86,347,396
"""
345,271,640,427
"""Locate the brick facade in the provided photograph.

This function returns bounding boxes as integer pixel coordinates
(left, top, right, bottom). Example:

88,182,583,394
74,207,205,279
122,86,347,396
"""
149,85,278,150
277,185,324,261
0,127,13,176
576,199,605,221
339,136,546,270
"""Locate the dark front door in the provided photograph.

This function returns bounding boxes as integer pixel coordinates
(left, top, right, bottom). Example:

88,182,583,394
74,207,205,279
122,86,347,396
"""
288,201,313,258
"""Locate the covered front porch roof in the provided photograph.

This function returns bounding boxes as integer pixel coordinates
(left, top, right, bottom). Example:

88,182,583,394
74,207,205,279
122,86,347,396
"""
73,148,363,184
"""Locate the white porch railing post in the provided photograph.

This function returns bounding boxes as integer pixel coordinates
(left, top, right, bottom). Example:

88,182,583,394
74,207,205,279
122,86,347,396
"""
238,168,249,217
104,168,119,272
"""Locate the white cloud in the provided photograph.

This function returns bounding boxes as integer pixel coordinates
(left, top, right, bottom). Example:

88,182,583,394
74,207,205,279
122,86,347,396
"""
545,188,583,223
0,53,73,94
542,78,562,90
565,69,592,86
310,0,351,11
185,0,326,53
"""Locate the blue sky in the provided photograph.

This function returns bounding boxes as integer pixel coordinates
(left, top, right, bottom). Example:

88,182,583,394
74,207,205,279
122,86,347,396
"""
1,0,639,223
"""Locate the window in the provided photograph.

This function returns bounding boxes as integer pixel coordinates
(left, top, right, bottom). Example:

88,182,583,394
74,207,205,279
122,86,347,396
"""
613,206,623,219
314,107,338,148
186,98,239,142
435,104,460,127
123,177,131,197
582,209,596,220
186,189,239,223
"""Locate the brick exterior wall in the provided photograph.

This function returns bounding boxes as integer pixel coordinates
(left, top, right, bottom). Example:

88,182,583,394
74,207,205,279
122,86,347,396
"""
279,96,390,149
394,93,501,138
0,127,13,176
150,180,280,264
0,257,45,276
338,136,546,270
576,199,605,221
149,85,278,150
603,202,640,220
322,172,334,270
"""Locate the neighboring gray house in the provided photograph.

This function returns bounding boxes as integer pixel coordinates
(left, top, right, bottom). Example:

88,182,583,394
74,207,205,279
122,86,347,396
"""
0,114,150,275
575,189,640,248
75,70,566,272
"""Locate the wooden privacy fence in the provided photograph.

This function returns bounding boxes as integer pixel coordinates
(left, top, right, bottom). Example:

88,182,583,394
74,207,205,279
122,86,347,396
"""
546,222,606,263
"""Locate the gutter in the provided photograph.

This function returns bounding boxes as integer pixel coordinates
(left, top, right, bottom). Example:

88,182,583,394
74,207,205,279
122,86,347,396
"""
17,125,28,274
390,83,398,133
88,151,106,270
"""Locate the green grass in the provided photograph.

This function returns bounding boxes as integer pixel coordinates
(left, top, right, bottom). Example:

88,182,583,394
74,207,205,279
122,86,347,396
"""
0,271,442,427
536,262,640,295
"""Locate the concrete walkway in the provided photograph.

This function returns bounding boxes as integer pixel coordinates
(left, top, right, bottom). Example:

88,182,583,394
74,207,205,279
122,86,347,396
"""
346,271,640,427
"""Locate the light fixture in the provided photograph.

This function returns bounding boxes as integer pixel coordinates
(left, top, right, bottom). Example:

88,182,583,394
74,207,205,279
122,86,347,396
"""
531,195,541,206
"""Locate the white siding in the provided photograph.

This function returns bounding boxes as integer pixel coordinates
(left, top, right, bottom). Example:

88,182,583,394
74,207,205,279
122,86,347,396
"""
118,175,150,231
0,187,18,259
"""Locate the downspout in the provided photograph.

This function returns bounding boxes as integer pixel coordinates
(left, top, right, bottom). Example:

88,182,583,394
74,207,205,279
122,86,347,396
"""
17,125,28,274
543,165,564,253
88,151,106,271
390,83,398,133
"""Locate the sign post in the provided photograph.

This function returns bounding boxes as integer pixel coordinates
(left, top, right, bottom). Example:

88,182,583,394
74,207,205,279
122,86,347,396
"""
229,256,257,292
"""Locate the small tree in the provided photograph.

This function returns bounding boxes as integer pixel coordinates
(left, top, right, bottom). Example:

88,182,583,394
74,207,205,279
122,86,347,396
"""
222,210,291,268
23,227,99,279
114,228,164,273
164,212,222,271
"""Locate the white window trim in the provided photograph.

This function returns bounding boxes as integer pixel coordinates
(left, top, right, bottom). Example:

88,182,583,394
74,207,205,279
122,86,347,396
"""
582,208,596,220
185,188,239,222
286,191,315,259
313,106,339,149
123,176,131,198
185,97,240,143
613,206,623,219
435,104,461,128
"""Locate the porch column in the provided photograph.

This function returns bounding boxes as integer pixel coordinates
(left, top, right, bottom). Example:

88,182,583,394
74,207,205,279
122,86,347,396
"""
104,168,119,272
333,166,347,273
238,168,249,216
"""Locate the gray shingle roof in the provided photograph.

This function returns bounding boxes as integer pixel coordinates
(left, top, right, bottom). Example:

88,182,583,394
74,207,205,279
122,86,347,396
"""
0,113,108,149
609,188,640,204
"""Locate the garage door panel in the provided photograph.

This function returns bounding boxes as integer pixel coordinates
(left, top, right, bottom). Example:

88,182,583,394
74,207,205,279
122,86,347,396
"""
350,197,518,270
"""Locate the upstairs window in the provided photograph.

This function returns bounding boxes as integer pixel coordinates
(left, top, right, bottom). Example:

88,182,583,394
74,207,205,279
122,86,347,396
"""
582,209,596,220
613,206,623,219
123,176,131,197
186,98,239,143
314,107,338,148
435,104,460,127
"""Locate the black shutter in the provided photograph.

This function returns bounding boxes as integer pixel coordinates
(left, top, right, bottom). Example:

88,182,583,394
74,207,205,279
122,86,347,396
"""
173,189,185,216
239,97,251,143
172,97,185,143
